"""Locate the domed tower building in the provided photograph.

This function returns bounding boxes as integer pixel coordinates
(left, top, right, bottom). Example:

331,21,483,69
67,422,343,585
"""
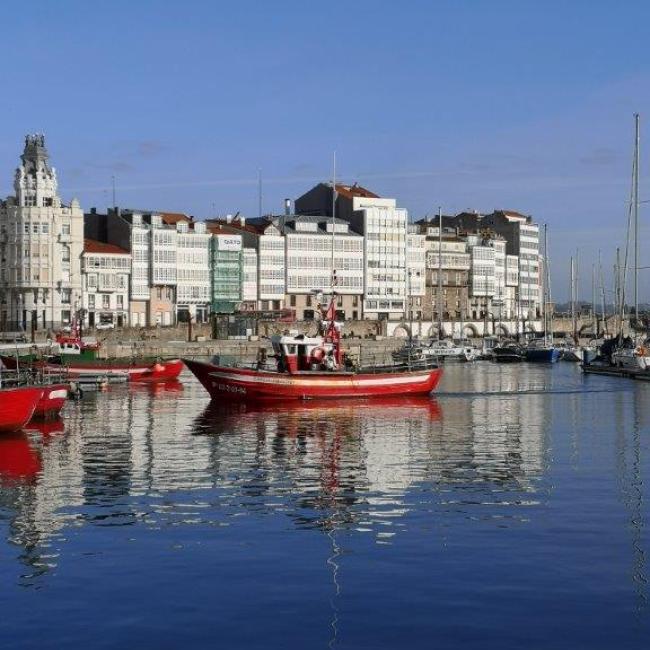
0,134,84,331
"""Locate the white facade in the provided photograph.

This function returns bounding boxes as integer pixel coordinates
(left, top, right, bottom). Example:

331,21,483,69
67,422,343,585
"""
0,135,83,330
129,213,150,302
82,242,131,328
282,216,364,296
350,197,408,319
242,248,258,306
150,215,177,287
258,223,285,309
519,222,541,318
176,220,211,321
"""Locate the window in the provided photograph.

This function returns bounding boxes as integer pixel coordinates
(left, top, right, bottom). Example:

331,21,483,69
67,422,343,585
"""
42,223,49,234
88,294,95,309
289,295,296,307
32,223,39,234
24,224,30,234
62,224,71,235
87,274,97,288
61,245,70,262
117,295,123,308
102,294,110,309
61,289,71,304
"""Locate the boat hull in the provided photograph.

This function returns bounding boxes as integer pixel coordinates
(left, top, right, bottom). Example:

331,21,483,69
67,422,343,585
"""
32,384,69,420
50,359,184,382
525,348,561,363
183,359,443,401
0,387,43,432
1,355,183,382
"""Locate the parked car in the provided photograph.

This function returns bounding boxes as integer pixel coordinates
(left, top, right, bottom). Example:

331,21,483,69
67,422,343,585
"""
95,322,115,330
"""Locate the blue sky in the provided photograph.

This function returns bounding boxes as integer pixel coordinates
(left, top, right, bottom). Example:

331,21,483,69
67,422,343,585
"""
2,0,650,301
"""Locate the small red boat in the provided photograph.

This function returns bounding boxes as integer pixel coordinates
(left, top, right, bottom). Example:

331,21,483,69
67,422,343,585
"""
1,355,183,383
184,296,442,402
51,358,184,382
0,386,43,432
31,384,69,420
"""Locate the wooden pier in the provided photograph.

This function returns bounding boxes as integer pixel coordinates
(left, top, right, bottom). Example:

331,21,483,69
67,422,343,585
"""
582,364,650,381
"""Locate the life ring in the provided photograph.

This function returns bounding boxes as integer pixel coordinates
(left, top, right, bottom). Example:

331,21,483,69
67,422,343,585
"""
311,347,326,363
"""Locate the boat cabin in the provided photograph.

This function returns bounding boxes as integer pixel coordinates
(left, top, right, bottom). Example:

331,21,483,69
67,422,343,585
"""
270,333,336,373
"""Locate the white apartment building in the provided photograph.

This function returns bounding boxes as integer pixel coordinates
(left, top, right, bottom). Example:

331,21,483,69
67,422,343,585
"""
241,248,258,310
482,210,541,319
406,229,426,320
295,183,411,320
0,134,83,330
257,222,285,310
174,219,210,322
128,213,151,326
82,239,131,328
279,214,364,320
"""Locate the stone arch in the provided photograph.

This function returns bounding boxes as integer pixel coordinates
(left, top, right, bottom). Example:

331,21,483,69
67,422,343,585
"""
463,323,479,338
496,323,509,337
393,324,410,338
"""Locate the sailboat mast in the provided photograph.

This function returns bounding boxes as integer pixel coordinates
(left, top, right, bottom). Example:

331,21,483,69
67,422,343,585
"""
634,113,640,319
543,224,549,344
437,206,443,339
331,152,336,292
570,256,575,340
599,250,606,336
591,263,596,337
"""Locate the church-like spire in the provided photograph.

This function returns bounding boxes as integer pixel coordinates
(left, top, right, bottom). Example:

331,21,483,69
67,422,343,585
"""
14,133,58,207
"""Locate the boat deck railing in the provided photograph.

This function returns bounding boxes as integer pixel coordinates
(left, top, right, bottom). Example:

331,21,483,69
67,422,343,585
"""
0,367,71,387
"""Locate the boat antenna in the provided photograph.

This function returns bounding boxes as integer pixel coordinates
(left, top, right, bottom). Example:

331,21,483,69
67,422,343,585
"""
257,168,263,218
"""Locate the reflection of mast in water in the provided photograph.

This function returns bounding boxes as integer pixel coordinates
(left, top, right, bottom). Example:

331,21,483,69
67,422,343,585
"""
615,389,647,614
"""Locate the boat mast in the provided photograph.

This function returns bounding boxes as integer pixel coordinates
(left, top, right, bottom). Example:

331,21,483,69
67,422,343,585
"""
543,224,552,346
634,113,640,321
591,262,596,338
436,207,442,338
516,255,522,341
599,249,606,336
570,255,575,342
331,152,336,293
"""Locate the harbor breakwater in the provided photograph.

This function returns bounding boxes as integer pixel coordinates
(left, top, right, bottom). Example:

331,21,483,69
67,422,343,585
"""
101,337,405,364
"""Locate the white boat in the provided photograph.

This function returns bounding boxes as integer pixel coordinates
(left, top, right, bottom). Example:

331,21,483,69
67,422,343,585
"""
421,339,477,362
611,345,650,370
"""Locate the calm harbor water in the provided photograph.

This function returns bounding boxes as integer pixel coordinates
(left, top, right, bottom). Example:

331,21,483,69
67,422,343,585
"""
0,363,649,649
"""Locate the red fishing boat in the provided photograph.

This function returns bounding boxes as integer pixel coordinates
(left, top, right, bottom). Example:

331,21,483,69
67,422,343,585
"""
1,353,183,383
43,357,184,382
0,386,43,432
31,384,69,420
184,297,442,402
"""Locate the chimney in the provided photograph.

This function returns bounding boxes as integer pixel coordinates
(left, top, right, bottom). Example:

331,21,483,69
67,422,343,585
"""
284,198,291,215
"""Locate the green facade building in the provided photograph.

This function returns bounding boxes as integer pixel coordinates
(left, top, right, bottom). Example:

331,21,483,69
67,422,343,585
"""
210,233,242,314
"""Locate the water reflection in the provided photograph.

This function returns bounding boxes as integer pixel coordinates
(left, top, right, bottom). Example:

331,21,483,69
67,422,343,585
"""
0,366,645,606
